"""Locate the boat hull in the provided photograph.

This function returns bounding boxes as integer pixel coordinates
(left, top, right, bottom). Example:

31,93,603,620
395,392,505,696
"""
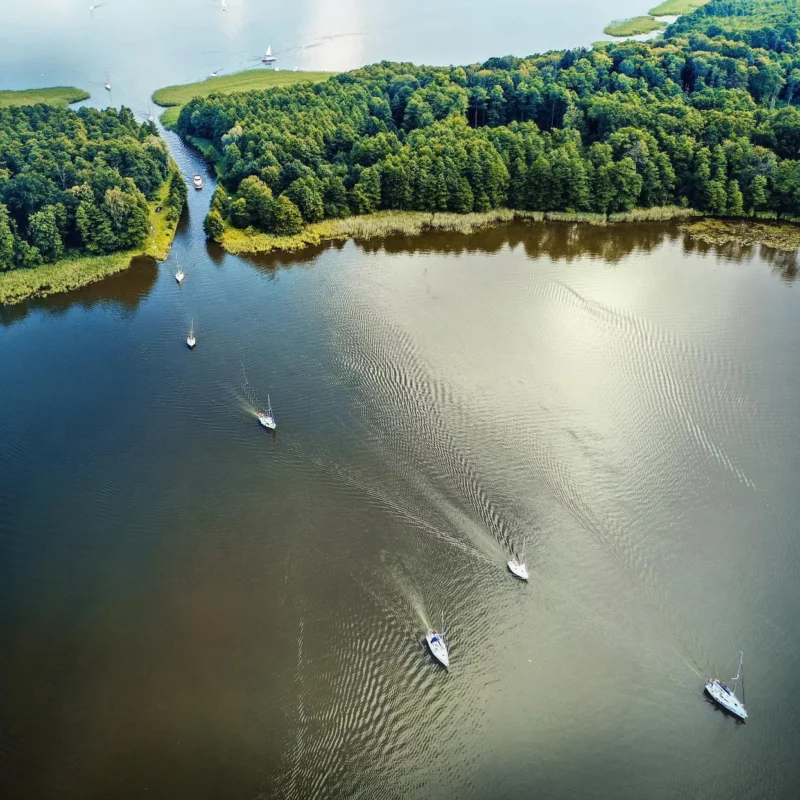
704,680,747,720
425,632,449,668
508,560,529,581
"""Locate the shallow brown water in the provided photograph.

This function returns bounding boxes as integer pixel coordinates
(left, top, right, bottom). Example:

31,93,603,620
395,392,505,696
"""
2,209,800,799
2,1,800,797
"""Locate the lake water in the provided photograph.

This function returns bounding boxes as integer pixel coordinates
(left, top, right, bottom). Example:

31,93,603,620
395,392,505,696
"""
2,2,800,799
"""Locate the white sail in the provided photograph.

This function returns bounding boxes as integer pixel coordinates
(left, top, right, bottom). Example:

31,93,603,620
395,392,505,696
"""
266,46,272,57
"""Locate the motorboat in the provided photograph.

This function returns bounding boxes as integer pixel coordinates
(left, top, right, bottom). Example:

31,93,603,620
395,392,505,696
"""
426,628,449,669
257,395,277,430
186,319,196,349
104,79,111,91
705,651,747,720
508,557,529,581
175,268,184,284
193,175,204,190
262,45,276,65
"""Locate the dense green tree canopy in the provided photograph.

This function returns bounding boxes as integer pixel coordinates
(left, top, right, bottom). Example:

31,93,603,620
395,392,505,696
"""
0,105,172,271
182,0,800,237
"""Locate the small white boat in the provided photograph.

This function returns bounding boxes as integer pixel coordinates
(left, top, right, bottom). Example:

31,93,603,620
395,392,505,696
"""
262,45,276,64
257,395,277,430
508,556,529,581
175,268,184,284
147,104,154,123
193,175,204,190
186,319,196,349
426,626,449,669
104,79,111,91
210,70,220,78
705,651,747,720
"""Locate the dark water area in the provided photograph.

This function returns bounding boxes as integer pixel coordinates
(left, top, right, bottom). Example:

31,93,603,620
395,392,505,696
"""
2,1,800,799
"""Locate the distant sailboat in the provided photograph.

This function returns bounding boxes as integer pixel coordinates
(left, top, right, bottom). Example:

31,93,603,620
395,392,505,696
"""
104,75,112,91
257,395,277,430
175,256,184,284
262,45,276,65
705,651,747,720
147,103,154,123
186,319,196,349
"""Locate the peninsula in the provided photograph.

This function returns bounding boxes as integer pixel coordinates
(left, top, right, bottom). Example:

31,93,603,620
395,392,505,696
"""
0,86,90,108
152,69,336,128
164,0,800,258
0,105,185,304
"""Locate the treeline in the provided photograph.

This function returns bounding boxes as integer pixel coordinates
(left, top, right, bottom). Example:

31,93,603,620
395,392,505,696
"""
177,0,800,239
0,106,183,271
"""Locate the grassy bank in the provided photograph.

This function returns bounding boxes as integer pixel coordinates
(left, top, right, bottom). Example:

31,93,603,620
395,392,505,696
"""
0,161,184,305
153,70,336,129
649,0,709,15
218,207,700,256
603,16,667,36
0,86,90,108
681,218,800,252
144,160,183,260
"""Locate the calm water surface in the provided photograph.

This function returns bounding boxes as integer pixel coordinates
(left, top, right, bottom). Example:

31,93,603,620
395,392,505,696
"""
2,2,800,799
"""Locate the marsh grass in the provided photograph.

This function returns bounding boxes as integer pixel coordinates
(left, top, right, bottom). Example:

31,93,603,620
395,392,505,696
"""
221,210,521,254
603,16,667,36
220,207,701,255
0,161,183,305
0,250,134,305
649,0,710,15
0,86,90,108
681,218,800,252
153,70,336,129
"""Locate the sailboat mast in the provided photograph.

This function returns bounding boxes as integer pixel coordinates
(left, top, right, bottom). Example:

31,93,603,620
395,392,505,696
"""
732,651,743,694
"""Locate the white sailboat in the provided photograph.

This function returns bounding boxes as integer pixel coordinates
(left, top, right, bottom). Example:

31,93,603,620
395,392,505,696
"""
186,319,196,349
705,651,747,720
257,395,277,430
104,75,112,91
508,554,529,581
425,618,449,669
262,45,276,65
147,103,154,123
175,256,184,284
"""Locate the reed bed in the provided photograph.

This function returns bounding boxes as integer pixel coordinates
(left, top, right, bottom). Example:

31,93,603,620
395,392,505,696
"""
221,207,709,256
0,86,89,108
681,218,800,252
649,0,709,15
0,251,134,305
603,16,667,37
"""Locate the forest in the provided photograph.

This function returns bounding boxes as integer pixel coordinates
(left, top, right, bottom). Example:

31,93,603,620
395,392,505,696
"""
171,0,800,240
0,106,183,271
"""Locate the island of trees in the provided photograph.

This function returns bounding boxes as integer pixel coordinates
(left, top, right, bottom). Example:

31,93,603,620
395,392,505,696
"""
169,0,800,248
0,104,185,301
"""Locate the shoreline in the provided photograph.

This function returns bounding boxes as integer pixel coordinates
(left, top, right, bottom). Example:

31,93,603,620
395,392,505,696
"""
0,86,90,108
0,160,184,306
218,207,702,256
152,70,337,129
218,208,800,259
